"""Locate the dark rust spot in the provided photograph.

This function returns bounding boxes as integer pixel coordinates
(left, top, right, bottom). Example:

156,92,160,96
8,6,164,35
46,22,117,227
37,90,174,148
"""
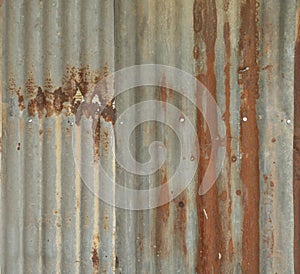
17,142,21,151
115,256,119,268
231,155,237,162
271,137,276,143
178,201,185,208
236,190,242,196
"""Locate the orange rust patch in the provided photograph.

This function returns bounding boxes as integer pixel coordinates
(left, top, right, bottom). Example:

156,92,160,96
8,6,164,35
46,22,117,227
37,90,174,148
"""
9,65,115,161
238,0,260,272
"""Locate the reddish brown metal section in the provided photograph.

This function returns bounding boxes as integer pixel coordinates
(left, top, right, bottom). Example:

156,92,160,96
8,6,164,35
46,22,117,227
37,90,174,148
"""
194,0,225,272
238,1,260,272
223,15,234,267
294,7,300,274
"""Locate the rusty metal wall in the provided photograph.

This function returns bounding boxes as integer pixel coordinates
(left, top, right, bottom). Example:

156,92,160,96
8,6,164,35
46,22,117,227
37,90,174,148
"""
0,0,298,273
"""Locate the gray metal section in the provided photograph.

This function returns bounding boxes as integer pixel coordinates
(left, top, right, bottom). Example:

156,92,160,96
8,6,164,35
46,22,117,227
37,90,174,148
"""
0,0,297,273
258,1,295,272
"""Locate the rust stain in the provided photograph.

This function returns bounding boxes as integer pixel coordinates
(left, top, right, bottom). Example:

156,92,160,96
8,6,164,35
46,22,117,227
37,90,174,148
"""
91,233,100,272
156,171,170,258
262,64,273,71
294,7,300,274
8,78,25,110
17,91,25,111
228,238,234,261
174,193,187,256
91,248,99,272
160,74,167,105
193,0,224,272
220,191,227,201
193,45,200,60
262,175,275,259
238,0,260,272
9,65,115,160
157,174,170,223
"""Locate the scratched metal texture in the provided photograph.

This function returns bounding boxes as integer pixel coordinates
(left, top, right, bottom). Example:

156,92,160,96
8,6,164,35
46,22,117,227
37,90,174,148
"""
0,0,298,273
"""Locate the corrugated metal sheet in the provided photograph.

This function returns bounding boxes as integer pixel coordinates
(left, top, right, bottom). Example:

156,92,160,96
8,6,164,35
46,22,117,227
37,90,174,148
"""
0,0,298,273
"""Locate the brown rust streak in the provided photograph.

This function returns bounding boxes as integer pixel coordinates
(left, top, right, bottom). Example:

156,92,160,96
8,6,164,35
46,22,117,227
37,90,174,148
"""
294,7,300,274
224,17,234,264
174,193,187,256
238,0,260,272
155,172,170,258
194,0,224,272
155,84,170,258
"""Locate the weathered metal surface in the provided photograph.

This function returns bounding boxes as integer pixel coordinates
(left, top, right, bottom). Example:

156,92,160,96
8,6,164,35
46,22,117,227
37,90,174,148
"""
0,0,297,273
294,2,300,273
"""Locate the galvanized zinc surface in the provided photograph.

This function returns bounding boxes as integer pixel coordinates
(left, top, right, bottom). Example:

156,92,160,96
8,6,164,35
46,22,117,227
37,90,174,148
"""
0,0,298,273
